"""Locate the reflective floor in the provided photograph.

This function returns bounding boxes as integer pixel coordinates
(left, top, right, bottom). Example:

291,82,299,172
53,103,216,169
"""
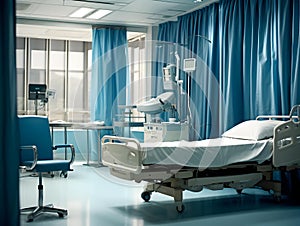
20,163,300,226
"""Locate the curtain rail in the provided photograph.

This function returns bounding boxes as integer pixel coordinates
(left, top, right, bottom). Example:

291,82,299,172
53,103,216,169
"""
92,25,127,31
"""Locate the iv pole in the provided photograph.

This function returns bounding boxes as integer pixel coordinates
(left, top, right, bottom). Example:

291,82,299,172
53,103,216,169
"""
174,51,183,122
184,35,211,139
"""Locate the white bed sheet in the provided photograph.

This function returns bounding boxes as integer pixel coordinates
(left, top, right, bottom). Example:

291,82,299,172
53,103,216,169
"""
140,138,273,168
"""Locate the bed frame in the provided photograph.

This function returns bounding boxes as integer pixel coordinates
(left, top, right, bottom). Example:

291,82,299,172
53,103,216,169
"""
102,105,300,212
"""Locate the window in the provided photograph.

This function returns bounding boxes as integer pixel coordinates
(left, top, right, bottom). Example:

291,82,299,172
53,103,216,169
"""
49,40,65,120
16,37,91,122
68,41,91,122
16,37,25,113
16,31,145,123
28,38,47,115
127,34,146,124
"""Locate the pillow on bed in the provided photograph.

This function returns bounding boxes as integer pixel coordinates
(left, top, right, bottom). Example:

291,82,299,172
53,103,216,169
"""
222,120,283,140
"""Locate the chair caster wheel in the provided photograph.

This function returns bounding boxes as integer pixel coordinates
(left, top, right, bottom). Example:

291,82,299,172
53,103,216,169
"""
141,191,151,202
58,212,66,218
176,204,185,213
60,171,68,178
58,210,68,218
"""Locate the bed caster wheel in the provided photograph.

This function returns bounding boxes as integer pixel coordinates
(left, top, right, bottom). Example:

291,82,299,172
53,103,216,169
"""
176,205,185,213
141,191,151,202
60,171,68,178
273,195,281,203
58,213,64,218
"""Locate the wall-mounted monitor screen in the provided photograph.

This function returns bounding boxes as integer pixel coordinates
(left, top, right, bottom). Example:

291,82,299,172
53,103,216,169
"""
183,58,196,72
28,84,47,100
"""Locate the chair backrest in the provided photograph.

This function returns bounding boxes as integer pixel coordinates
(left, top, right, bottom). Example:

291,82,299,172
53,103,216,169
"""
19,115,53,161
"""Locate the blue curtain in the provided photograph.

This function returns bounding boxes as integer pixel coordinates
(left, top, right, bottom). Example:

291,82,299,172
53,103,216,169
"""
219,0,300,131
0,0,19,225
89,27,128,160
158,0,300,139
90,27,128,125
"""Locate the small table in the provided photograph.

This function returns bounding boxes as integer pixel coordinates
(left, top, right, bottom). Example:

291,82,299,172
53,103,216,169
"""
49,121,113,166
73,122,113,166
49,122,74,160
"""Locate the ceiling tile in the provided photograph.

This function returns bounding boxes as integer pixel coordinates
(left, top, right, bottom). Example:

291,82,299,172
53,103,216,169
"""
31,4,76,17
102,11,159,25
122,0,179,14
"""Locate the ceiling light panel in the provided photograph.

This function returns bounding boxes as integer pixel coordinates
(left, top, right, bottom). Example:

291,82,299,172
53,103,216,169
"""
69,7,95,17
63,0,128,9
86,9,112,19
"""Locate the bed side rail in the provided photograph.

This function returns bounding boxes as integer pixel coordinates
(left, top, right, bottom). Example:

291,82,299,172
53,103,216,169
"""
273,110,300,167
256,105,300,121
101,135,144,174
256,115,299,120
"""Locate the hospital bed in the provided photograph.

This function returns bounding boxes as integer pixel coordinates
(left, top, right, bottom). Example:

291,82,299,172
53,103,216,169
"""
102,105,300,212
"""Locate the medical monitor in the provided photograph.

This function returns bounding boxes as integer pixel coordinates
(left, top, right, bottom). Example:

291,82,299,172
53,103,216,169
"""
183,58,196,72
28,84,47,100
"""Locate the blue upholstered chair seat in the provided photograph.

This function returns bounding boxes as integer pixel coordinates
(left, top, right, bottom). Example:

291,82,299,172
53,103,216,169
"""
23,160,72,172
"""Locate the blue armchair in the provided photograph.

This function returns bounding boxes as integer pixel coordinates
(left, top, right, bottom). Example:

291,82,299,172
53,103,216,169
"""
18,115,75,222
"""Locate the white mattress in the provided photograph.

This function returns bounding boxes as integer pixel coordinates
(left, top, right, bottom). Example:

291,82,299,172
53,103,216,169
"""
140,137,273,168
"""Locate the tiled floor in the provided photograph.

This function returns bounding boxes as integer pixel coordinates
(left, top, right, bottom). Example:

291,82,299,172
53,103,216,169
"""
19,163,300,226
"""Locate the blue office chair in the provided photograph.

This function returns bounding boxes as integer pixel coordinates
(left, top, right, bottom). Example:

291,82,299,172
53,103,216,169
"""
18,115,75,222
